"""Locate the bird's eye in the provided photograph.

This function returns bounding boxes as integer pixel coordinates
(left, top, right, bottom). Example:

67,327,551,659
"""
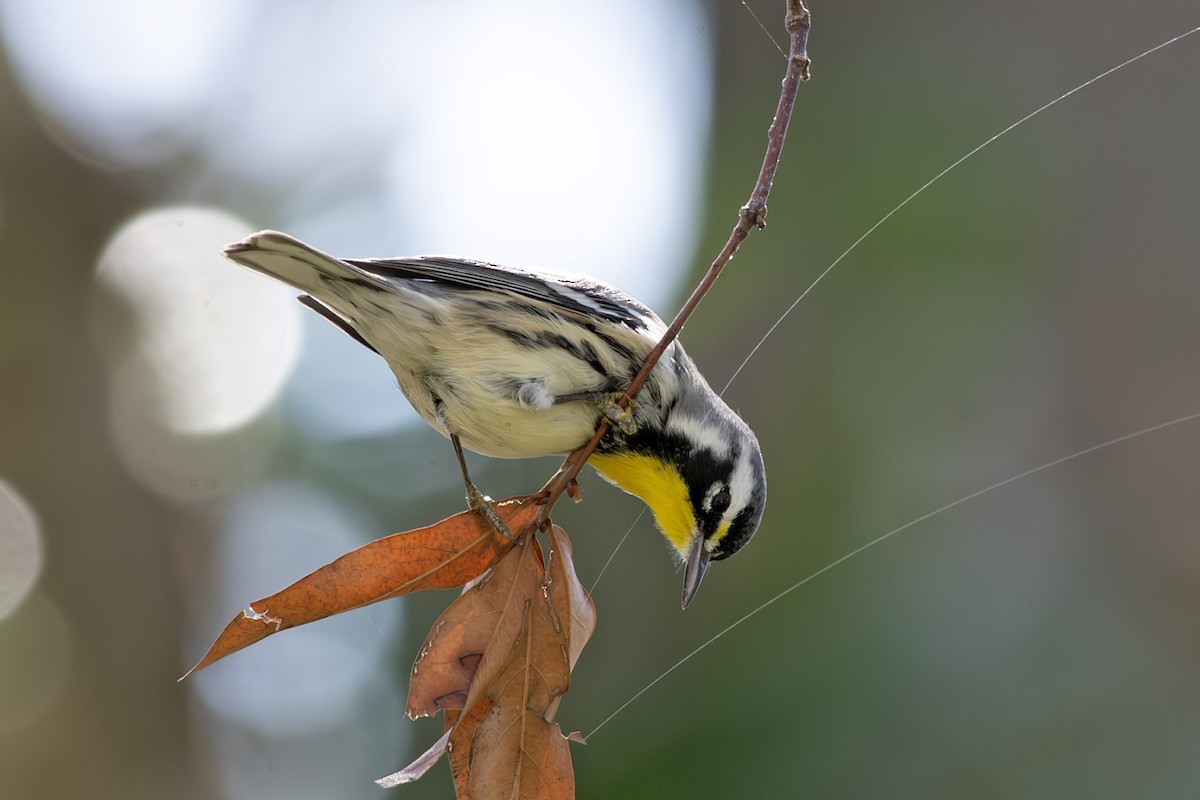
711,486,731,515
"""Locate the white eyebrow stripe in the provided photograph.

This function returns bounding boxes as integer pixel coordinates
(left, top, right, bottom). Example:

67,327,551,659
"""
666,412,733,462
728,445,757,509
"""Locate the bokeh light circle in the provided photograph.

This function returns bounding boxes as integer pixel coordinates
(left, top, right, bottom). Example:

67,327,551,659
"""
0,478,43,620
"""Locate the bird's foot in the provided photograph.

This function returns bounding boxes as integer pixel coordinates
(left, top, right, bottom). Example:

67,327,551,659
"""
466,483,516,542
604,395,637,435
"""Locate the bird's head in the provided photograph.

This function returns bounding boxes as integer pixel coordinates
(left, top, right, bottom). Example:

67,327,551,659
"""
590,402,765,608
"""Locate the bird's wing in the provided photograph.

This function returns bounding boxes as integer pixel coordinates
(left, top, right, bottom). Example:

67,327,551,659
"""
347,256,664,334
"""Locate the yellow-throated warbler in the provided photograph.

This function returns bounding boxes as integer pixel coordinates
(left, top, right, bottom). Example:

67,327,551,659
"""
225,231,765,607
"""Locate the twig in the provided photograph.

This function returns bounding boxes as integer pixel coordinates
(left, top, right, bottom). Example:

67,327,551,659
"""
532,0,812,527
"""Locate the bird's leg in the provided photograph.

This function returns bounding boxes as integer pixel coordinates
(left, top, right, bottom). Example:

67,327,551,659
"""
550,389,611,405
451,433,515,542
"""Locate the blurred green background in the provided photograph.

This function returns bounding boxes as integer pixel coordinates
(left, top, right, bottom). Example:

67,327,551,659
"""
2,1,1198,798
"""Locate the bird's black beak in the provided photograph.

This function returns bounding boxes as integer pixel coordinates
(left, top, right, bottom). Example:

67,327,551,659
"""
681,535,711,609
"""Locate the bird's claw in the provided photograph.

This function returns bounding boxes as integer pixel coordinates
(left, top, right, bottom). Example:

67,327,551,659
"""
605,396,637,435
466,484,516,542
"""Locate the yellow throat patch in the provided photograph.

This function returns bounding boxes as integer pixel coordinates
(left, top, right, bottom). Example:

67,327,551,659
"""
590,451,695,554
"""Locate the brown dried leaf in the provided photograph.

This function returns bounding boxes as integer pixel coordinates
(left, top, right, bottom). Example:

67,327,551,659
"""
546,525,595,675
446,697,495,799
460,534,569,720
398,526,593,798
543,525,596,722
406,536,544,719
449,607,576,800
182,496,537,678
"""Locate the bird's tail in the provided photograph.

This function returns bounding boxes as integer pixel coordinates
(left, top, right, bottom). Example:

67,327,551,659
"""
223,230,383,296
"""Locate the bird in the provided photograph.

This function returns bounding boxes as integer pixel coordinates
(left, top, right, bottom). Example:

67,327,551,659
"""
224,231,765,608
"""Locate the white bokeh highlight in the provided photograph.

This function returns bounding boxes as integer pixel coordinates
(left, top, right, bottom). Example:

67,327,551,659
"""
0,0,244,165
0,478,42,621
96,207,302,436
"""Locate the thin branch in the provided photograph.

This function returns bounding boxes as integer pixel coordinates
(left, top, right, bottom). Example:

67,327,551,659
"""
532,1,812,527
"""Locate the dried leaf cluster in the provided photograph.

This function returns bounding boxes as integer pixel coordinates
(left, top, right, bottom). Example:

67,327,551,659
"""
185,497,595,798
